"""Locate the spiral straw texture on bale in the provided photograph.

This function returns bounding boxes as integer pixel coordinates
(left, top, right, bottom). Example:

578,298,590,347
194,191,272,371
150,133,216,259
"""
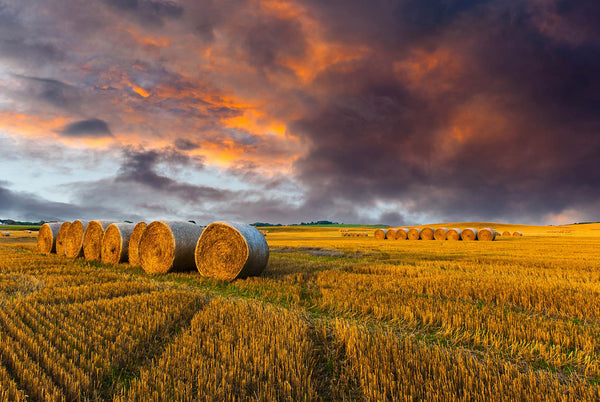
195,221,269,282
83,220,119,261
461,228,478,241
478,228,496,241
447,228,462,241
420,227,435,240
139,221,202,274
101,223,136,264
374,229,387,240
434,227,449,241
407,228,421,240
502,231,511,237
37,222,63,254
386,229,398,240
55,222,71,256
65,220,89,258
397,228,409,240
513,231,523,237
128,222,147,267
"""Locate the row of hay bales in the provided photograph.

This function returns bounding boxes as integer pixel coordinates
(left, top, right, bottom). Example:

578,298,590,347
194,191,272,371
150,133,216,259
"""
37,220,269,282
375,227,523,241
341,232,368,237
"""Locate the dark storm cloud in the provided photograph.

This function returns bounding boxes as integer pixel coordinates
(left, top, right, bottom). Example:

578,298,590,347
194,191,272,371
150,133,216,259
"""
102,0,183,24
60,119,113,138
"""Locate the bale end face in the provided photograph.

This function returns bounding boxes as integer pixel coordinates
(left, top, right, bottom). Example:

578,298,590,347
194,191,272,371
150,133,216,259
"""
139,221,200,274
478,228,496,241
128,222,147,267
447,229,462,241
37,222,62,254
397,228,409,240
386,229,398,240
195,222,269,282
420,227,435,240
434,227,449,241
374,229,387,240
65,220,88,258
502,231,511,237
101,223,135,265
461,228,478,241
55,222,71,256
513,231,523,237
407,228,421,240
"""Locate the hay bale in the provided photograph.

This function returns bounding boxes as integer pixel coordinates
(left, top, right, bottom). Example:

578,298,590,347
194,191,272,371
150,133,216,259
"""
478,228,496,241
397,228,409,240
195,221,269,282
127,222,147,267
65,220,89,258
495,231,502,237
101,223,136,264
139,221,202,274
83,220,119,261
502,231,511,237
374,229,387,240
434,227,449,241
407,228,421,240
386,229,398,240
447,228,462,240
37,222,63,254
55,222,71,256
461,228,478,241
513,231,523,237
420,227,435,240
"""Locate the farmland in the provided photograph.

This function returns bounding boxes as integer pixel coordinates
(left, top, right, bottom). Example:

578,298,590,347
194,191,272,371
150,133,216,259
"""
1,223,600,400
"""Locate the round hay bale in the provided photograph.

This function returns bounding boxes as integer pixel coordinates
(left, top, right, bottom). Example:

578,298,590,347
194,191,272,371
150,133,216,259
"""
55,222,71,256
374,229,387,240
397,228,409,240
386,229,398,240
195,221,269,282
83,220,119,261
495,231,502,237
478,228,496,241
461,228,478,241
420,227,435,240
434,227,449,241
407,228,421,240
502,231,511,237
139,221,202,274
101,223,136,264
447,228,462,241
513,231,523,237
128,222,147,267
65,220,89,258
37,222,64,254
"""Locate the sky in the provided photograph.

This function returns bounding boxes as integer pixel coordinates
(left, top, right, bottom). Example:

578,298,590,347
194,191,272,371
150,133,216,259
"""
0,0,599,225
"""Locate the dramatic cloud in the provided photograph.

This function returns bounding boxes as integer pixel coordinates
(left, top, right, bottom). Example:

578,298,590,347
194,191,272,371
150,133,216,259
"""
60,119,113,138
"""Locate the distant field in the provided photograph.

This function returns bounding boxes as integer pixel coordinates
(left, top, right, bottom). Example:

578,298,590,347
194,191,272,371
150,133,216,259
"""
1,223,600,400
0,225,40,230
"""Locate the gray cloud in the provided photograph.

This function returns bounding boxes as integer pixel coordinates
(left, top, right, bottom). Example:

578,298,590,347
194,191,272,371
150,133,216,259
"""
60,119,113,138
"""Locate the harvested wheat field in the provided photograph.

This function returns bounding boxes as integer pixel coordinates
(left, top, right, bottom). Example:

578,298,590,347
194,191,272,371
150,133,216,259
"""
0,221,598,400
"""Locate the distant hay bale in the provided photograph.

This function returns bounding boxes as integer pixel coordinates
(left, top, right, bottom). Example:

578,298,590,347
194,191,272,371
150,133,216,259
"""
478,228,496,241
83,220,119,261
3,232,10,237
502,231,511,237
139,221,202,274
513,231,523,237
128,222,147,267
447,228,462,240
397,228,409,240
386,229,398,240
37,222,63,254
495,231,502,237
55,222,71,256
420,227,435,240
374,229,387,240
65,220,89,258
101,223,136,264
461,228,478,241
195,221,269,282
407,228,421,240
434,227,449,241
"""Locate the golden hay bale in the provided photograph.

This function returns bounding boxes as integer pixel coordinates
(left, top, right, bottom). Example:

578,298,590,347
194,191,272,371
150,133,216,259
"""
127,222,147,267
83,220,119,261
495,231,502,237
195,221,269,282
397,228,409,240
447,228,462,240
513,231,523,237
101,223,136,264
461,228,478,241
374,229,387,240
478,228,496,241
139,221,202,274
502,231,511,237
386,229,398,240
407,228,421,240
420,227,435,240
55,222,71,256
434,227,449,241
37,222,64,254
65,220,89,258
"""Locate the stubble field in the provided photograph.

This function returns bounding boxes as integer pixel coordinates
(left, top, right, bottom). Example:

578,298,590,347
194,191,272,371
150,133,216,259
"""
1,222,600,401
